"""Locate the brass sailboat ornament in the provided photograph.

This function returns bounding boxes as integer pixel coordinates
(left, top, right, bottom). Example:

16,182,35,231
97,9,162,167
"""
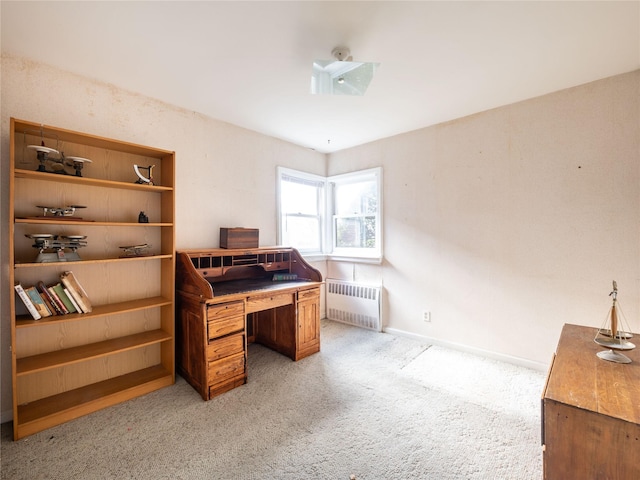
594,281,635,363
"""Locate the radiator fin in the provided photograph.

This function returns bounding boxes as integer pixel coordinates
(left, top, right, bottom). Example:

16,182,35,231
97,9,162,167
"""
326,279,381,331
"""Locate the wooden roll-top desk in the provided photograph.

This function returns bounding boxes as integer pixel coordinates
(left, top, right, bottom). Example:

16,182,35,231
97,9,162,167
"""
176,247,322,400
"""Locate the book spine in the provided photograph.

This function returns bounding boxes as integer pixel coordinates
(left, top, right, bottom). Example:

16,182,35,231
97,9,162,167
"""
52,283,77,313
25,286,52,317
14,284,41,320
60,271,92,313
37,281,63,315
48,286,70,314
39,291,58,316
63,287,83,314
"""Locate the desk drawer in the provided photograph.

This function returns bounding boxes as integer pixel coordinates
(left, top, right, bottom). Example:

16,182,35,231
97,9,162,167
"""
207,301,244,321
246,292,293,313
207,302,244,321
208,352,245,385
208,315,244,340
298,287,320,302
207,333,245,362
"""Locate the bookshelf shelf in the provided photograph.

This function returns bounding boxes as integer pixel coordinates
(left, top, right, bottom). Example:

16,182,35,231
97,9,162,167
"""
9,118,176,440
16,366,173,439
15,296,172,328
16,218,173,227
17,329,173,375
14,254,174,268
14,168,173,192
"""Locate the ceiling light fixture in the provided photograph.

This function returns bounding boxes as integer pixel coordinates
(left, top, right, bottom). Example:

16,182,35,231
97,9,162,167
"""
311,47,380,96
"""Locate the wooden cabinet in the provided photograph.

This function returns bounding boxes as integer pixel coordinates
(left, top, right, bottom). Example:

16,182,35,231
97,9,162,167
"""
542,323,640,479
9,118,175,440
176,248,322,400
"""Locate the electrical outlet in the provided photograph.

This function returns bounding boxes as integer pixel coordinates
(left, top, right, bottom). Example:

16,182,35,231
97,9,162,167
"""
423,311,431,322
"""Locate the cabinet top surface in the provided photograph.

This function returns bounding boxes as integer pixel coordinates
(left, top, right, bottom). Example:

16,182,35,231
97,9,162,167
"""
544,323,640,423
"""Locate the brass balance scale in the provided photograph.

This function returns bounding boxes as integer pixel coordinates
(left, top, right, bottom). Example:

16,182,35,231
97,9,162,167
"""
27,144,92,177
594,281,636,363
24,123,91,177
26,233,88,263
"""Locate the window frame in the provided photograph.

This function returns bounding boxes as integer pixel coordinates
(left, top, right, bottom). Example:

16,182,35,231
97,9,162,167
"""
276,166,383,263
328,167,383,262
276,167,326,256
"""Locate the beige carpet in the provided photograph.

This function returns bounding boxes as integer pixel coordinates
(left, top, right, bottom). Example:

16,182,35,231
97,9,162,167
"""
1,319,545,479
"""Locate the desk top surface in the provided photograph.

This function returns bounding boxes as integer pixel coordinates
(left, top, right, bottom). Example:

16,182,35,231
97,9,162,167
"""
544,323,640,423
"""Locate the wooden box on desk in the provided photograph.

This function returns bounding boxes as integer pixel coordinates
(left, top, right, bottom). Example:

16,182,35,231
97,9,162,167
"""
220,228,259,249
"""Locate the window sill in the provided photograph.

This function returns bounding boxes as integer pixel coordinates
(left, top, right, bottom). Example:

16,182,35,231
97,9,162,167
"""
300,253,382,265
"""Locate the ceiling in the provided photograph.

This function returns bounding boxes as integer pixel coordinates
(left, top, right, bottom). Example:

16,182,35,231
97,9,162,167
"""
2,1,639,153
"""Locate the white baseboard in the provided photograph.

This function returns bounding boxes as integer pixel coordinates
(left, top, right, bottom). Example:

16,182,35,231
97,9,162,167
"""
383,326,549,372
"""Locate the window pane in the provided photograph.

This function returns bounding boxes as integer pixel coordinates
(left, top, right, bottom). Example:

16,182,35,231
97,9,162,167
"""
334,179,377,215
281,181,318,215
282,215,321,250
335,216,376,248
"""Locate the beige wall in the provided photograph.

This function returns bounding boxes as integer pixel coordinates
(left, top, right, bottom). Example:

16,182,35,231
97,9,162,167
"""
0,55,326,421
327,70,640,369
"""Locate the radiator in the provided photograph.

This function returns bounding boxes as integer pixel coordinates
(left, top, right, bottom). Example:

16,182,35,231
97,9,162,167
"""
326,279,382,331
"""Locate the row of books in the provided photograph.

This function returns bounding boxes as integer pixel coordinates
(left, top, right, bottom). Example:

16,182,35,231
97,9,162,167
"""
14,271,93,320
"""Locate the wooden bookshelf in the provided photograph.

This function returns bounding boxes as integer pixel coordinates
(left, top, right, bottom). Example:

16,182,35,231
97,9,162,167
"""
9,118,176,440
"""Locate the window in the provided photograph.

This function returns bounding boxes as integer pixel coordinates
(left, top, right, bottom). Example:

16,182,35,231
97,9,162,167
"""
277,166,382,261
330,168,382,259
277,168,325,254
